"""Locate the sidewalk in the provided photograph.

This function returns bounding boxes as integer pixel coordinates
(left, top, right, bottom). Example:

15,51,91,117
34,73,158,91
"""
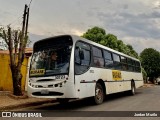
0,91,55,111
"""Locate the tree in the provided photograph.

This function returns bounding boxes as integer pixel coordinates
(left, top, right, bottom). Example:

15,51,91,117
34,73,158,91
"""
126,44,138,58
82,26,138,58
140,48,160,83
105,34,118,50
0,5,29,96
82,26,106,43
116,40,126,53
141,67,147,83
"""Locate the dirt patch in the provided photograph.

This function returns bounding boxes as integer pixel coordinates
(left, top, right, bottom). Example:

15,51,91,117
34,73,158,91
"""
8,93,28,99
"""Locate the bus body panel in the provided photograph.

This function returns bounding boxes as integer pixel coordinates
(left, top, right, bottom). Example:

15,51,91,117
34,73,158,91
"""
75,67,143,98
27,75,77,98
28,35,143,100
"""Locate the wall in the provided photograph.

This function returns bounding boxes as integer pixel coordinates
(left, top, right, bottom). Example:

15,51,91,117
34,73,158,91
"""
0,54,28,91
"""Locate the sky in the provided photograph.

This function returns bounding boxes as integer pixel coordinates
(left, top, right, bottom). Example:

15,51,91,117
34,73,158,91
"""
0,0,160,54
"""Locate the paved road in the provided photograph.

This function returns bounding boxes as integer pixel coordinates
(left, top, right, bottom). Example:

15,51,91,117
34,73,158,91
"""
9,85,160,120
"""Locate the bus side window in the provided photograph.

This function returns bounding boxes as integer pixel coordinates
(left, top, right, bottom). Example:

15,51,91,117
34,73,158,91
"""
135,61,141,72
113,53,121,70
92,46,104,67
127,59,134,71
120,56,128,71
103,50,114,69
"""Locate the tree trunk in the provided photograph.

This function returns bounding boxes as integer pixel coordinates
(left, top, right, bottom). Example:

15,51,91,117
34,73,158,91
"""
149,77,154,84
11,66,23,96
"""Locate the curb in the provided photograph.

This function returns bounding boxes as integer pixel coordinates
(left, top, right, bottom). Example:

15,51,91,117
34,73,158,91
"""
0,99,56,111
142,84,155,88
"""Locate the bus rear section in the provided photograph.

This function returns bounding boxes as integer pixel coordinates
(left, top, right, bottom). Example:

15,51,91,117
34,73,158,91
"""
73,39,143,104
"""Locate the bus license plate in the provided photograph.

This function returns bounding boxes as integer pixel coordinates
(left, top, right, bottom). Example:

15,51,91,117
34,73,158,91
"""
55,75,65,79
41,90,49,94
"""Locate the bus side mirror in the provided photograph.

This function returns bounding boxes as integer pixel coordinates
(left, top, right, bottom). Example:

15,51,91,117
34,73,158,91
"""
75,47,84,65
79,50,84,60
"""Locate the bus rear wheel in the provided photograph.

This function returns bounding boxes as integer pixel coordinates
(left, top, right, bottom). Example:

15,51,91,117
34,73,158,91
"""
93,83,104,105
129,81,136,95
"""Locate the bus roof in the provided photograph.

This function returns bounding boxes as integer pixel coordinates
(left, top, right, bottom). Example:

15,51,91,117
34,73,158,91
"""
71,35,139,61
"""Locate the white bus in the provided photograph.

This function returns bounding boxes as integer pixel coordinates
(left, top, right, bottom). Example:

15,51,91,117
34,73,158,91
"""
28,35,143,104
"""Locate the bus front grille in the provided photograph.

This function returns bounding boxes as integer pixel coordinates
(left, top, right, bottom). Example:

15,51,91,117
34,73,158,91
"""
32,92,64,96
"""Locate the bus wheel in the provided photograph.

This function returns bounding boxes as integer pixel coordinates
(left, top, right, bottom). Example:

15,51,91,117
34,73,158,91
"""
57,98,69,104
94,83,104,105
129,81,136,95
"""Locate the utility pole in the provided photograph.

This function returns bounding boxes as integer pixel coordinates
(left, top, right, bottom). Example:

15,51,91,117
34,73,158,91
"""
18,4,29,70
24,6,30,47
22,4,28,37
25,7,29,37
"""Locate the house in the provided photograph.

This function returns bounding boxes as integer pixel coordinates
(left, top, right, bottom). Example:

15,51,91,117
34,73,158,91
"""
0,48,33,91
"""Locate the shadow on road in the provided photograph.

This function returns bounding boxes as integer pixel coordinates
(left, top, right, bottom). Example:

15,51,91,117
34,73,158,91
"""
33,90,143,111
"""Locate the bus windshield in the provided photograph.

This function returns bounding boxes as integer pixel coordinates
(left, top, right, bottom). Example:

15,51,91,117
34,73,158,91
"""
30,37,73,77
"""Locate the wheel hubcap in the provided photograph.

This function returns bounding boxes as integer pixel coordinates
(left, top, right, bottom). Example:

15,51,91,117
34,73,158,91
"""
132,85,135,94
96,88,102,101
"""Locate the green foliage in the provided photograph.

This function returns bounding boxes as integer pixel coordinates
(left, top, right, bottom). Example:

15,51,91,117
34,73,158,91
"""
82,26,138,58
141,67,147,81
105,34,118,50
126,44,138,58
82,26,106,43
140,48,160,78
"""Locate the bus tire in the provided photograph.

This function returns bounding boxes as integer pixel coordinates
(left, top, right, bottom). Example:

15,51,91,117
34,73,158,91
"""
93,83,104,105
129,81,136,95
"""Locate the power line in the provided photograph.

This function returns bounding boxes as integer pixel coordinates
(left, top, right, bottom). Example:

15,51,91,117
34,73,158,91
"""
3,0,32,27
8,15,22,27
29,0,33,8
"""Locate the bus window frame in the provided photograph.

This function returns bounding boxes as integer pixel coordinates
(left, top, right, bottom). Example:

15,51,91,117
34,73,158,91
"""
74,40,92,75
92,46,105,68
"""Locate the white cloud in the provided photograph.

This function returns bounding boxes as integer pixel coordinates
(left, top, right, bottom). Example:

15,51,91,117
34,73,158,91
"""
153,0,160,8
122,36,160,53
0,0,160,53
70,29,84,36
